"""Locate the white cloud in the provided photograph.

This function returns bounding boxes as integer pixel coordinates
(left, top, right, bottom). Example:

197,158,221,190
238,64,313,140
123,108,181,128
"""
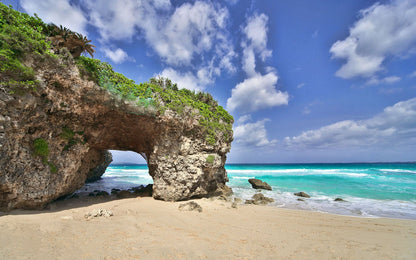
160,68,210,91
241,13,272,76
243,13,272,61
86,0,231,67
227,13,288,113
84,0,235,88
330,0,416,79
227,72,289,113
410,71,416,78
21,0,88,35
366,76,401,85
284,97,416,149
237,114,252,124
103,48,133,64
234,118,277,147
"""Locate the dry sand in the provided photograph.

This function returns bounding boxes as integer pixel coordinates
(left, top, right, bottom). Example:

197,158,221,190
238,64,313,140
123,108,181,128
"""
0,196,415,259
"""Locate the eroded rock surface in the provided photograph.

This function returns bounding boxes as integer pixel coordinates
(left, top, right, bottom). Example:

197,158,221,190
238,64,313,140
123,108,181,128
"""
248,178,272,191
0,51,233,210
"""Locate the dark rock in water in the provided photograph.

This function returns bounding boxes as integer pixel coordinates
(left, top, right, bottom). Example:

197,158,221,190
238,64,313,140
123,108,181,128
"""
132,184,153,197
334,198,346,202
245,193,274,205
248,179,272,190
116,190,134,199
88,192,96,197
294,192,310,198
111,188,121,195
178,201,202,212
297,198,304,202
96,191,109,197
129,185,144,192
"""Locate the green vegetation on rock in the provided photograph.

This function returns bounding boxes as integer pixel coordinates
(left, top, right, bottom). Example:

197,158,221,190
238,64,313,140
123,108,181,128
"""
76,57,233,144
32,138,57,173
0,3,233,145
206,155,215,164
0,3,52,83
33,138,49,163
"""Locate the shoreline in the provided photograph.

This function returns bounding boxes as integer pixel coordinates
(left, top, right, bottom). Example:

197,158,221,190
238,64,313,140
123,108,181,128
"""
1,196,415,259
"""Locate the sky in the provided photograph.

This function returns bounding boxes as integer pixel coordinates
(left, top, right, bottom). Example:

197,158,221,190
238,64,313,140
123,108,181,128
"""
4,0,416,163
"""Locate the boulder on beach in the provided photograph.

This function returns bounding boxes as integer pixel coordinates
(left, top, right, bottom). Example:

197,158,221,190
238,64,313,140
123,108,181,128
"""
245,193,274,205
294,192,310,198
248,179,272,190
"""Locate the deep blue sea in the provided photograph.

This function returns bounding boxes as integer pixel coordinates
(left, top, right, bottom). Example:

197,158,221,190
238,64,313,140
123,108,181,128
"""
77,163,416,219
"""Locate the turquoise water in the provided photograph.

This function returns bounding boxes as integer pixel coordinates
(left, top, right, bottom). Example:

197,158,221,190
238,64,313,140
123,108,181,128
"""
78,163,416,219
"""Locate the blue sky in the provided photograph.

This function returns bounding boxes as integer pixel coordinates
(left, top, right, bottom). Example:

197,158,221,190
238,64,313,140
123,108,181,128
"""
5,0,416,163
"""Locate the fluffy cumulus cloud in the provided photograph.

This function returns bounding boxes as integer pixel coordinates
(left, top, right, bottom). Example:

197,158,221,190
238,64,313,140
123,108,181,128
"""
227,13,288,113
103,48,131,64
21,0,88,35
160,67,212,91
284,97,416,149
234,118,277,147
227,73,289,113
330,0,416,79
84,0,235,89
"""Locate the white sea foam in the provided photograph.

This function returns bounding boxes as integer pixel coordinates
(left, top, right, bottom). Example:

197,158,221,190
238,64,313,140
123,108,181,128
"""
379,169,416,174
228,169,369,178
230,186,416,220
231,176,255,180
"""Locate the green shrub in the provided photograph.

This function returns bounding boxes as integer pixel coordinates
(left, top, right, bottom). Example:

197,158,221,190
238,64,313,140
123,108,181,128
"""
60,127,74,140
33,138,49,163
49,162,58,173
60,127,81,151
206,155,215,164
0,3,52,82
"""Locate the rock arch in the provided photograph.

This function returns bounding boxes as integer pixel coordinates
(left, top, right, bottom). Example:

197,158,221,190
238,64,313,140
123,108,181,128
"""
0,53,232,210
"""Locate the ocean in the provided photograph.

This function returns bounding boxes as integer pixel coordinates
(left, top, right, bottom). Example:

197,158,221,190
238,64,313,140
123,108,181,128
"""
77,163,416,220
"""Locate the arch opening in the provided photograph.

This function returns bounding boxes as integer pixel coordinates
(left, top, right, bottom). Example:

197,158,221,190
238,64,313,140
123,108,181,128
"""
75,150,153,198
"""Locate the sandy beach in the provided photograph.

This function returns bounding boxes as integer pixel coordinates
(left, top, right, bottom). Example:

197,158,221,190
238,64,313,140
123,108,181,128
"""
0,196,415,260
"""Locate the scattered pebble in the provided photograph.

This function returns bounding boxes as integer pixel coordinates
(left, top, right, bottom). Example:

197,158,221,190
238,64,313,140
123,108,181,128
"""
84,209,113,220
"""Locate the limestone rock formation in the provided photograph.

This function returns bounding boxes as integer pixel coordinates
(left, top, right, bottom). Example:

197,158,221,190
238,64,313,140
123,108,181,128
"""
86,150,112,182
0,5,233,210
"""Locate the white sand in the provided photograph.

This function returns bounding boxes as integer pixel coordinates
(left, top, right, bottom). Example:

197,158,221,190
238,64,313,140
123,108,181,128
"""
0,196,415,259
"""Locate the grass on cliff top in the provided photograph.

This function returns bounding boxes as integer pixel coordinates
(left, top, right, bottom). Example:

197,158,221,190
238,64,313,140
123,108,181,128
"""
0,3,53,83
76,56,234,144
